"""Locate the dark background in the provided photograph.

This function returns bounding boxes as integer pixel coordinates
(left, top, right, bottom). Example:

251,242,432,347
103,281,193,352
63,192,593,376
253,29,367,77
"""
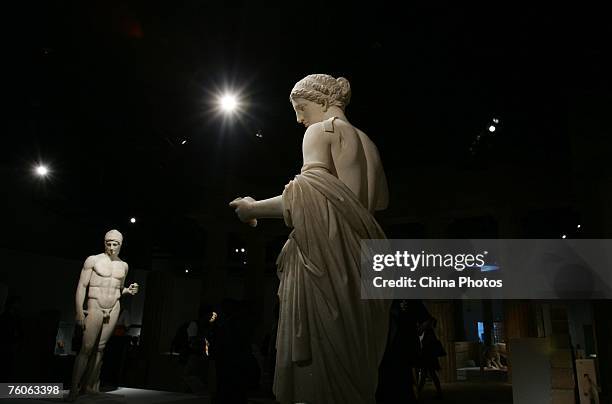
3,3,611,266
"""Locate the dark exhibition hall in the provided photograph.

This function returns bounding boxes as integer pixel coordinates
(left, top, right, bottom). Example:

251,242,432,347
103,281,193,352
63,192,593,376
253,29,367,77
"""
1,3,611,404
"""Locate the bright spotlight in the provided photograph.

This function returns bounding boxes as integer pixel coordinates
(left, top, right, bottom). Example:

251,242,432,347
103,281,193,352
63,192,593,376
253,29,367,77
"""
240,248,245,253
562,234,567,239
492,118,499,124
220,94,238,113
130,217,136,224
35,165,49,176
488,125,496,133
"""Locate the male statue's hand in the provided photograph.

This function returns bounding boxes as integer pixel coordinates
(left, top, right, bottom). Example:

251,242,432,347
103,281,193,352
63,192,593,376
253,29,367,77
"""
127,283,139,295
209,311,218,323
229,197,258,227
76,311,87,330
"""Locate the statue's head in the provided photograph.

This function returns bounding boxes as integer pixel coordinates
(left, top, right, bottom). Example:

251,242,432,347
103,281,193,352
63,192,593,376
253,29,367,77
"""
289,74,351,127
104,229,123,257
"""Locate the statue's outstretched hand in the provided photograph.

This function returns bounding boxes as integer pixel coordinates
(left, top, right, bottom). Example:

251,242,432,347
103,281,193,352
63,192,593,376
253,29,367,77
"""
126,283,139,295
229,197,258,227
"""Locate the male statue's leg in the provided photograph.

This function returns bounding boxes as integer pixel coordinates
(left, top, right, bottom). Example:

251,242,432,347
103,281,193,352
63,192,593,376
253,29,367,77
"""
79,340,100,394
83,351,103,393
67,309,104,401
84,303,120,393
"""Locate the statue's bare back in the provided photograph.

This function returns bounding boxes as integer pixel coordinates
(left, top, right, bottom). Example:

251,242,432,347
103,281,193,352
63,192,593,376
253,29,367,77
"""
302,117,388,212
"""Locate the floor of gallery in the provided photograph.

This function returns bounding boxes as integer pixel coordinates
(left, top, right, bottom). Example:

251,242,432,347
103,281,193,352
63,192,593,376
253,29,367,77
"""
2,382,512,404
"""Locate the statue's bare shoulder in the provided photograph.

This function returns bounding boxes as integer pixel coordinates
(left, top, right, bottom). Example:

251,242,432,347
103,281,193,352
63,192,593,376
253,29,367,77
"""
303,121,330,145
302,118,362,165
302,122,333,166
83,255,99,269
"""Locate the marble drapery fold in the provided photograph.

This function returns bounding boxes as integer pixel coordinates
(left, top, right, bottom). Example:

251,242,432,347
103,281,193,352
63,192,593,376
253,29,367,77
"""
274,167,390,404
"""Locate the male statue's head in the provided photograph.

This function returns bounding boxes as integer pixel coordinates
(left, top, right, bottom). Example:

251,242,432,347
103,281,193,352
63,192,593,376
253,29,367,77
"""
104,229,123,258
289,74,351,127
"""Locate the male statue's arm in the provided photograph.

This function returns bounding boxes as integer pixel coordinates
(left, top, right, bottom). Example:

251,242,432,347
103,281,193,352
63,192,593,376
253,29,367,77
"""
120,264,139,296
75,256,95,328
121,264,130,295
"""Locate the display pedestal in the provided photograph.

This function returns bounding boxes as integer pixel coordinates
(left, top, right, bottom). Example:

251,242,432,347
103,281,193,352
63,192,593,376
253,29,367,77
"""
509,338,551,404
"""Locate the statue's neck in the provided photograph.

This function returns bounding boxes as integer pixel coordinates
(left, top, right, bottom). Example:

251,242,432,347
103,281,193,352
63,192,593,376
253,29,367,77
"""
323,107,347,122
105,253,120,261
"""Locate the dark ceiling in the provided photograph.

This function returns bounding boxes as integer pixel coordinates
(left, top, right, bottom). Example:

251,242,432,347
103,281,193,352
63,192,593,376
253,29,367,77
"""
3,3,610,265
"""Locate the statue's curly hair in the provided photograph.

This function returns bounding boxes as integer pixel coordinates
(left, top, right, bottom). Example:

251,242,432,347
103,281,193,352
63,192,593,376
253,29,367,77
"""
290,74,351,111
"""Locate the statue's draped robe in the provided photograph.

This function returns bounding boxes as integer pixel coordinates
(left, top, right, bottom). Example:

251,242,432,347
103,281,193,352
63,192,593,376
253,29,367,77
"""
274,165,390,404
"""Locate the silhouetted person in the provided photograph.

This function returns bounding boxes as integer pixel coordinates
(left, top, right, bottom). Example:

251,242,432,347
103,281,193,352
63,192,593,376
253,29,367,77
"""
377,300,431,403
417,318,444,400
173,307,213,394
172,319,194,363
209,299,251,404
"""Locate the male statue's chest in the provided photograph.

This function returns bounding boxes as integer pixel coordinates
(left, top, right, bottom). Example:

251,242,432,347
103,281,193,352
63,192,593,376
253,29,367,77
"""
93,259,125,279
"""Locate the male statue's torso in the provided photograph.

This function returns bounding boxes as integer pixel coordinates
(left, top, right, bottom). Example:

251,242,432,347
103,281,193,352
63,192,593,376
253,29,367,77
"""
87,254,127,309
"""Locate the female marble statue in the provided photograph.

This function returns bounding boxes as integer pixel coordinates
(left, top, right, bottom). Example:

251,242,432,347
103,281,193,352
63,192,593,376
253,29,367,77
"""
230,74,390,404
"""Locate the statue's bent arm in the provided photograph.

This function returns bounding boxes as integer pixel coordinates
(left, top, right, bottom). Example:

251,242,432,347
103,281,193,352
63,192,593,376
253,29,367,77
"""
120,263,131,295
246,124,331,221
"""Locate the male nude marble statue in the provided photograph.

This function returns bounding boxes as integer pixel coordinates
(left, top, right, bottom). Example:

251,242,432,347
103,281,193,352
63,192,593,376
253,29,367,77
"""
67,229,138,401
230,74,390,404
